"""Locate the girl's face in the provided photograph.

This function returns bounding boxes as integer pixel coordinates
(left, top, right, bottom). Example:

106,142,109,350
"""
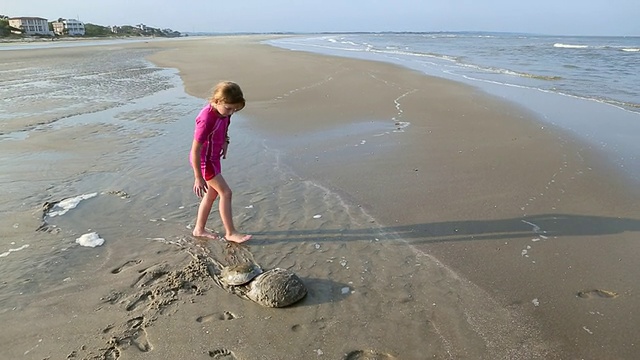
214,100,243,116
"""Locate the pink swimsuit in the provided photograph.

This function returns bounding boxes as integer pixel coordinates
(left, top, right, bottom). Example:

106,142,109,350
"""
191,104,230,181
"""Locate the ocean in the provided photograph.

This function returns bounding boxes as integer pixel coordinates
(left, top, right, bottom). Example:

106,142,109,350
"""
268,32,640,183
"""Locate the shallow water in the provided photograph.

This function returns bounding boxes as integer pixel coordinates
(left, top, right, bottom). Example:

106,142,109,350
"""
269,34,640,185
268,33,640,114
0,44,555,358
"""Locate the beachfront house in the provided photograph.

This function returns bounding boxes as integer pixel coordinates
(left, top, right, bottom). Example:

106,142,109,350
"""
52,19,86,36
8,17,52,35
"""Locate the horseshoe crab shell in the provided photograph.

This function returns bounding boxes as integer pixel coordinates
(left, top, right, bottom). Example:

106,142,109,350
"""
246,268,307,308
220,263,263,286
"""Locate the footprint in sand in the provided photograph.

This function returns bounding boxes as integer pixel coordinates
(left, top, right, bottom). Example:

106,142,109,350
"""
129,328,153,353
290,319,326,332
344,349,397,360
577,289,619,299
127,316,144,329
125,290,152,312
197,311,238,323
111,259,143,274
113,316,153,353
102,324,115,334
131,264,168,288
209,348,237,359
96,317,153,358
101,291,124,305
102,346,121,360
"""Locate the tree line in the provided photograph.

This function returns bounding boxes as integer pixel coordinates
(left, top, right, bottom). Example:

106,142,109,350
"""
0,15,181,38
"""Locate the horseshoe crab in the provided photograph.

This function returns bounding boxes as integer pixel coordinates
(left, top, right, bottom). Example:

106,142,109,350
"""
186,241,307,308
246,268,307,308
220,263,263,286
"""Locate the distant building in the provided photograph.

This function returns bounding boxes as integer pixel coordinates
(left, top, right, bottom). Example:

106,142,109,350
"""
8,17,52,35
52,19,85,36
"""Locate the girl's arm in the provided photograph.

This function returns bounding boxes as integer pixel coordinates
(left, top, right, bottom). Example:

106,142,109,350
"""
190,140,207,197
221,116,230,159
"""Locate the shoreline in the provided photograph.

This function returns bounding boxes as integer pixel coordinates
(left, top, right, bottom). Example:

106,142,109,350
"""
265,34,640,187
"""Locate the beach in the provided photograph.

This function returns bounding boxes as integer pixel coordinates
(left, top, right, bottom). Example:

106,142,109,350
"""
1,35,639,359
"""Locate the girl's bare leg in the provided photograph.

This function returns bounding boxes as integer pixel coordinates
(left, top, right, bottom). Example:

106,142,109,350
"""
192,187,220,240
207,174,252,243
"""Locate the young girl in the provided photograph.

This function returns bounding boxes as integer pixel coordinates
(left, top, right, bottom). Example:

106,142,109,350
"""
190,81,251,243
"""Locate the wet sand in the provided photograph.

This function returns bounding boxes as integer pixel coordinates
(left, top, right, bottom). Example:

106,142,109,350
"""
1,36,639,359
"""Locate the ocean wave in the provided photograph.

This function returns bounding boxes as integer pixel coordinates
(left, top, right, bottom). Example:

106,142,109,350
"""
518,72,563,81
368,45,563,81
612,100,640,108
554,43,639,53
326,38,361,47
554,43,589,49
489,68,562,81
450,71,640,115
360,46,459,61
341,40,360,47
455,62,562,81
589,97,640,113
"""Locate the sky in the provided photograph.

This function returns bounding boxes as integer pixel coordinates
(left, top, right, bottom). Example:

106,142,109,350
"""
2,0,639,36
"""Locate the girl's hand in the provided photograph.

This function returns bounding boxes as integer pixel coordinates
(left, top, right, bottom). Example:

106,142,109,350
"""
193,177,207,198
221,142,229,159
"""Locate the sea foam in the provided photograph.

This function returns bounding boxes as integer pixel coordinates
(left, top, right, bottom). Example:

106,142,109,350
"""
553,43,589,49
0,244,30,258
76,232,105,247
48,193,98,217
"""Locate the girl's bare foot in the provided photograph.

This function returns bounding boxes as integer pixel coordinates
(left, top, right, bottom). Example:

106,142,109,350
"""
225,233,252,243
192,229,220,240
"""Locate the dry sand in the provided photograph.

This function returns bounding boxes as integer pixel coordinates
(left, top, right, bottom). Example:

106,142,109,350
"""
1,36,639,359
